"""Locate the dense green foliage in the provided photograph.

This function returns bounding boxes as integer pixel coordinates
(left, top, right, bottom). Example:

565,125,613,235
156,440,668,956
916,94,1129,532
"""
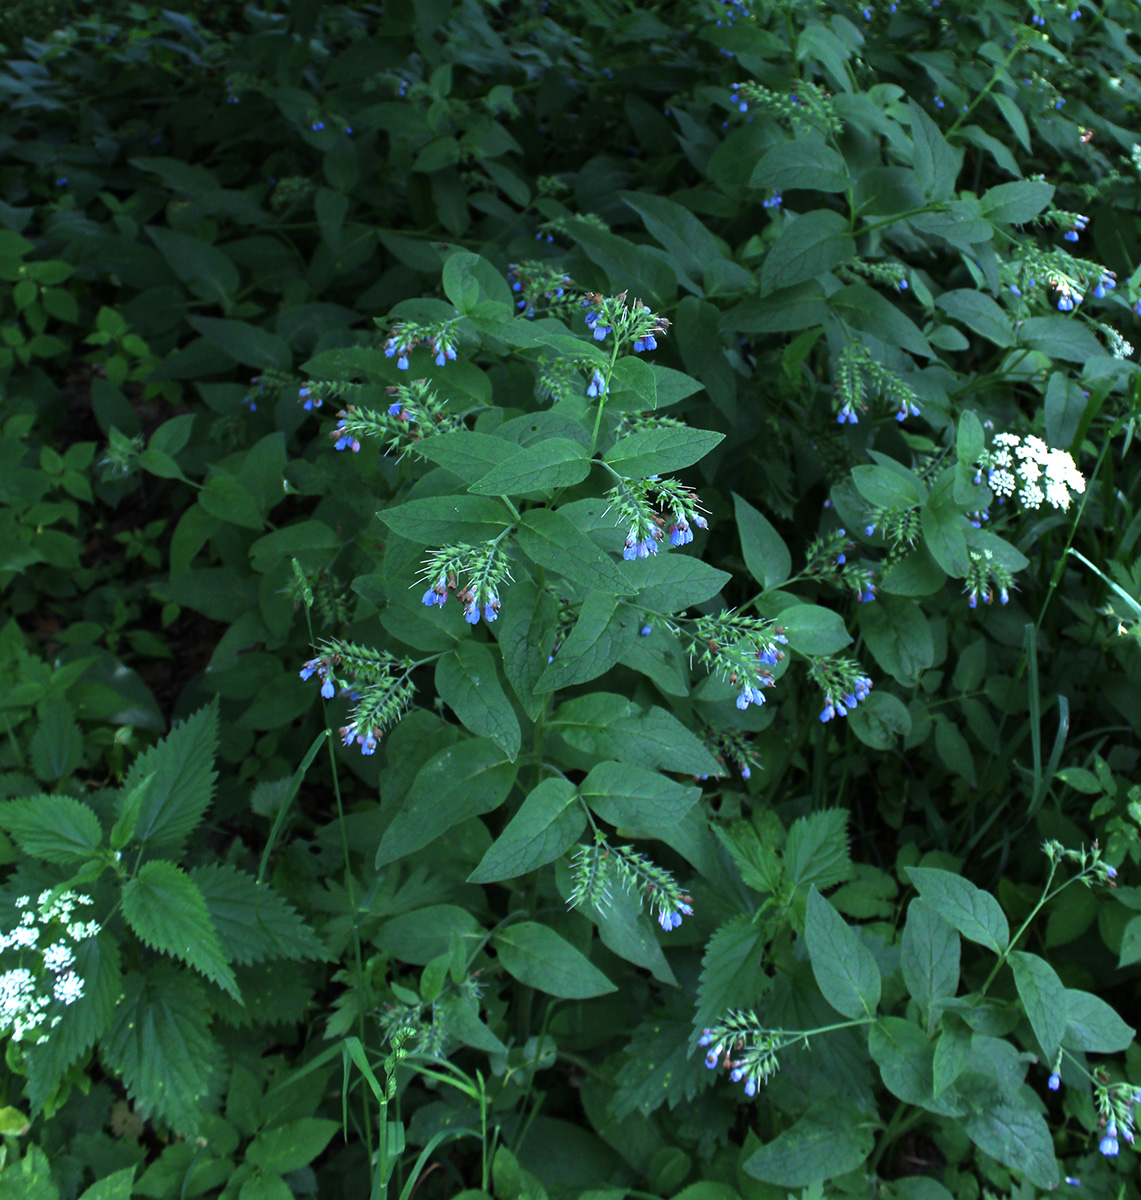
2,0,1141,1196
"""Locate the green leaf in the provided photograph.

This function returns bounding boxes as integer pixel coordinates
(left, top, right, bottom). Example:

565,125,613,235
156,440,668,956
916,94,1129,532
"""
26,934,121,1111
733,493,791,590
587,884,677,986
830,285,933,358
120,698,219,855
379,495,514,544
534,594,639,691
933,1014,972,1095
694,914,768,1032
190,863,327,965
921,489,971,578
376,738,516,867
415,430,514,485
905,866,1009,952
101,967,223,1136
468,778,585,883
1062,988,1135,1052
852,463,926,508
29,699,84,782
605,426,723,478
517,509,632,594
442,250,513,312
436,641,522,761
900,899,960,1018
979,180,1054,224
963,1103,1058,1189
622,554,730,612
620,191,729,283
186,316,290,370
859,596,934,687
247,1118,340,1173
868,1017,953,1114
848,691,912,750
743,1098,875,1186
76,1167,137,1200
580,761,700,828
0,795,102,864
750,137,849,193
804,888,881,1018
780,604,852,655
492,922,616,999
1009,951,1068,1060
122,860,240,1000
760,210,855,293
1044,372,1087,450
935,290,1015,348
470,438,590,495
909,99,962,200
782,809,851,891
992,93,1031,152
610,355,659,410
496,581,558,720
1019,316,1106,364
148,227,240,302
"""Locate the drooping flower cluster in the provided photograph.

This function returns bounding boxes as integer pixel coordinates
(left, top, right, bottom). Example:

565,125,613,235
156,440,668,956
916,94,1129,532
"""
568,832,694,930
1094,1076,1139,1157
836,258,909,294
378,319,462,369
834,343,922,425
732,80,842,135
605,478,709,560
976,432,1086,512
698,1011,786,1098
507,261,577,319
808,656,873,722
690,613,787,711
864,505,921,552
697,728,760,783
299,639,415,755
580,291,671,354
329,378,463,457
1,891,99,1045
964,549,1016,608
418,541,513,626
242,367,300,413
1008,245,1116,313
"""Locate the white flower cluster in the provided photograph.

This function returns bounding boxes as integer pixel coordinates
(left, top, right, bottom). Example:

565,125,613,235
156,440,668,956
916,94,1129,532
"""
980,433,1086,512
0,891,99,1044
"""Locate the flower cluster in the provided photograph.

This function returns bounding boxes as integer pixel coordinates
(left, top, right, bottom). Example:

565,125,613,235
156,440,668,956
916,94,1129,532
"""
837,258,909,294
733,80,842,135
1008,245,1116,313
507,261,577,319
698,728,760,782
965,549,1015,608
865,505,921,552
808,657,873,722
568,833,694,930
605,478,709,560
378,319,462,369
976,432,1086,512
835,343,921,424
580,291,672,355
299,640,415,755
329,378,462,457
801,530,877,602
1,891,99,1045
242,367,299,413
1094,1076,1139,1156
419,541,512,625
698,1011,786,1097
690,613,786,711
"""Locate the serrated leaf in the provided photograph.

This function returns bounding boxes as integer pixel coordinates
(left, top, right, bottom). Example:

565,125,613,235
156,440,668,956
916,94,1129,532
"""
436,641,521,761
468,779,585,883
610,1000,713,1119
694,914,769,1033
191,863,327,965
492,922,616,998
0,795,102,864
804,888,881,1019
76,1166,137,1200
782,809,851,891
101,967,224,1136
29,699,83,783
122,860,240,1000
119,698,219,854
376,738,516,867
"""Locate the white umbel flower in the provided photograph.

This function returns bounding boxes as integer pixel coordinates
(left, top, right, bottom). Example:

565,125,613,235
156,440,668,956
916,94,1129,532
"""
980,434,1086,512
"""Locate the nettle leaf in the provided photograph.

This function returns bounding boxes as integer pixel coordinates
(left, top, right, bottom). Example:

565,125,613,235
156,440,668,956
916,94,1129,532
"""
492,922,616,999
604,426,724,477
760,209,855,293
1009,951,1068,1060
804,888,881,1019
905,867,1009,952
610,1000,713,1120
190,863,327,965
26,934,121,1112
694,914,769,1034
733,493,791,590
121,860,240,1001
436,641,522,761
29,699,83,782
743,1097,875,1186
468,778,585,884
375,737,516,867
580,761,700,828
101,967,224,1137
0,795,102,864
517,509,632,594
470,437,591,495
782,809,851,892
900,899,960,1019
120,698,219,855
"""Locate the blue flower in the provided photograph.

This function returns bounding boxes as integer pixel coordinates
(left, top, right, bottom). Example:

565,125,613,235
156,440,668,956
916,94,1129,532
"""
1057,296,1074,312
859,585,876,602
737,685,766,711
397,354,410,369
1048,1072,1061,1091
698,1031,713,1047
865,524,876,537
1010,284,1022,296
641,625,652,636
1099,1133,1119,1157
587,370,607,398
464,599,481,624
838,403,859,425
321,678,335,700
741,765,751,780
705,1050,720,1069
389,402,404,417
484,593,500,622
744,1079,757,1097
1064,230,1078,242
836,553,846,564
758,646,779,667
362,732,378,755
593,324,611,342
670,518,693,547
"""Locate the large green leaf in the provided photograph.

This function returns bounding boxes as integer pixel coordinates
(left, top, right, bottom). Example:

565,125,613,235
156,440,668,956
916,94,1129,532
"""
516,509,632,594
804,888,881,1019
468,778,585,883
492,922,616,999
0,795,102,864
604,426,724,478
580,761,700,828
436,641,522,761
760,210,855,293
743,1098,875,1185
905,867,1009,953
